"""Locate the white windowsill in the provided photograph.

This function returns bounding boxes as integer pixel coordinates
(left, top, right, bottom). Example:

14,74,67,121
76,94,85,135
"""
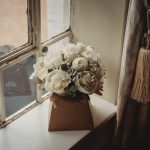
0,94,116,150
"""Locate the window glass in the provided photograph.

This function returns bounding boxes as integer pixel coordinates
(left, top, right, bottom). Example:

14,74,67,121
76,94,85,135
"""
47,36,69,49
3,55,36,117
0,0,28,56
41,0,70,42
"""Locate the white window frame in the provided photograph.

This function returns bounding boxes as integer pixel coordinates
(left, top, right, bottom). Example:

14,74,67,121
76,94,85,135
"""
0,0,72,126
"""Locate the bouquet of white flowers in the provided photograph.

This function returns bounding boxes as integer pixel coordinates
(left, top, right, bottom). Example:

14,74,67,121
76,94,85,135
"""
33,42,105,98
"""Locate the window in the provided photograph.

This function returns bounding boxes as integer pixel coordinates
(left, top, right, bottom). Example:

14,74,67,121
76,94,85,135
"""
0,0,71,124
41,0,70,42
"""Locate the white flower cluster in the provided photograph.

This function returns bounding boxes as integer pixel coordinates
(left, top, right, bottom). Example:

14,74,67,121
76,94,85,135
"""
33,42,105,97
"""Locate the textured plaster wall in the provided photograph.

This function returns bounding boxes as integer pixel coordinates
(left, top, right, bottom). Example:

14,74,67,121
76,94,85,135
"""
71,0,126,104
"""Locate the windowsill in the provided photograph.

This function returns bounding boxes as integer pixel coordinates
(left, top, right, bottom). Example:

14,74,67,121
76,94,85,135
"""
0,94,116,150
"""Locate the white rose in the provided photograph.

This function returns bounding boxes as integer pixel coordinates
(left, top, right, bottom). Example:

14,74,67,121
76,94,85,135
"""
33,57,44,73
63,43,78,61
44,70,71,94
81,46,101,61
44,50,63,69
33,57,48,81
37,67,48,81
72,57,88,71
76,42,87,54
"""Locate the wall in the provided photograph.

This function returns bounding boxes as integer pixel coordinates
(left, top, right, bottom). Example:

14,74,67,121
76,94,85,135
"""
71,0,126,104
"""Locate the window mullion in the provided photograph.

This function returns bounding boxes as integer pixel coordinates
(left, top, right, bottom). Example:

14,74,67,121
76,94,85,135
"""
41,30,71,47
0,71,6,123
27,0,34,44
32,0,42,103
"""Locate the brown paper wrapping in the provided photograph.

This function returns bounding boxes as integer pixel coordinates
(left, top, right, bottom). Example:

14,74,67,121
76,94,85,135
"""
48,93,94,131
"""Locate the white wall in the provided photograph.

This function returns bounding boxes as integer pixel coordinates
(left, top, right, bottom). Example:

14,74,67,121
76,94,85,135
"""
71,0,126,104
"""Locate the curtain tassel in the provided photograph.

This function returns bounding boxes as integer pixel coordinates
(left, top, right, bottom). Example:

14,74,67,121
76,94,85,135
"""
131,47,150,103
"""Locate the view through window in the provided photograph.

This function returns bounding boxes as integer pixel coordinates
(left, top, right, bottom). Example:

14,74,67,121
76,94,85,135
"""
0,0,28,56
41,0,70,42
3,55,36,117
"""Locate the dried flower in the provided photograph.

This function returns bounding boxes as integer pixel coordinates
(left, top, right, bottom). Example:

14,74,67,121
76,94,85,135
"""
75,71,99,94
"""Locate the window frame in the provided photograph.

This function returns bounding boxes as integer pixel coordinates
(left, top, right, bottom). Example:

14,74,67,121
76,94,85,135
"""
0,0,72,125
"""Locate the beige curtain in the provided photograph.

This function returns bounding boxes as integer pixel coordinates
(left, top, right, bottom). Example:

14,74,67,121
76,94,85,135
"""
114,0,150,149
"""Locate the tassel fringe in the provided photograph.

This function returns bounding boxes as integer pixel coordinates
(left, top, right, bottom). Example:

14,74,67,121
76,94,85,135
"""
131,48,150,103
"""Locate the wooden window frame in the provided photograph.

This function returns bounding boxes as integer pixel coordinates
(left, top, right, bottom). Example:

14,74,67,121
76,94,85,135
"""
0,0,72,125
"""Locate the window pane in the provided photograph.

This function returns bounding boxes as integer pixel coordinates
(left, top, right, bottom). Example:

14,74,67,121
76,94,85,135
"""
47,36,69,49
3,55,36,117
0,0,28,56
41,0,70,42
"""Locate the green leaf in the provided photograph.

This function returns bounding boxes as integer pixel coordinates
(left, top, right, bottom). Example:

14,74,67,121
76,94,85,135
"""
42,47,48,53
48,69,53,73
61,53,65,61
61,64,68,71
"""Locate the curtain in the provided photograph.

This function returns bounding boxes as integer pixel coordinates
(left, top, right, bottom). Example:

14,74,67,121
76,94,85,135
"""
114,0,150,149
